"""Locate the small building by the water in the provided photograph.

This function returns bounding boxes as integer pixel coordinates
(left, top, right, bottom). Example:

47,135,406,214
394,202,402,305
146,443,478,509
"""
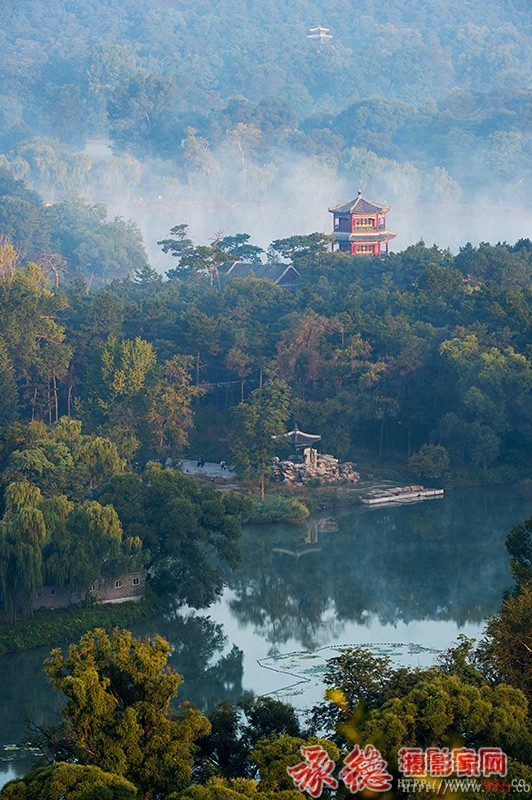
32,571,146,610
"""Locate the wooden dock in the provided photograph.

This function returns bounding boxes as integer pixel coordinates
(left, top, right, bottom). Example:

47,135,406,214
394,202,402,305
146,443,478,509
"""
360,485,444,506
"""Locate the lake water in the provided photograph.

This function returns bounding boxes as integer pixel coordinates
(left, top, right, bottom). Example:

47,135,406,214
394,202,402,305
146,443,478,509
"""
0,484,529,787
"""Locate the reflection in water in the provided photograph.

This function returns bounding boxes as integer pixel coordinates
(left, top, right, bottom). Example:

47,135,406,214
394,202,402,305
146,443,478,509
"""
271,517,338,558
133,613,244,712
0,485,529,786
0,646,61,785
0,614,243,786
228,486,530,651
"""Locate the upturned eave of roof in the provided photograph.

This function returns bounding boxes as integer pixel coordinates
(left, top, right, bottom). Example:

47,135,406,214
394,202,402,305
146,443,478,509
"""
226,261,300,284
328,196,391,215
333,232,397,243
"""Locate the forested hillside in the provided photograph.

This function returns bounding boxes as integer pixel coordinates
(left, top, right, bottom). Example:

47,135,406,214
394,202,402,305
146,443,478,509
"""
0,0,530,624
0,4,531,798
0,0,530,253
1,215,530,479
2,0,529,126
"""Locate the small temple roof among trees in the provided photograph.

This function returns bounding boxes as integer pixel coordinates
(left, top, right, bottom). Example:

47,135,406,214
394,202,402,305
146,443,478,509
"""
329,192,390,215
225,261,300,286
285,428,321,448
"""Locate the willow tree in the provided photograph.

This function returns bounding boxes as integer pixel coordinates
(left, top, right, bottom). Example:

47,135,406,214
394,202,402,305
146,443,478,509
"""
0,481,47,620
43,500,124,595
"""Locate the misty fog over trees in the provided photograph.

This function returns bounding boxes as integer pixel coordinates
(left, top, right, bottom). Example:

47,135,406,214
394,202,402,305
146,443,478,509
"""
0,0,530,253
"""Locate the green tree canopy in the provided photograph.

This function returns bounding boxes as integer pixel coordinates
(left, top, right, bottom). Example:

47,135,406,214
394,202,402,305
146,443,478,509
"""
479,581,532,704
44,628,210,799
0,762,138,800
100,464,251,607
231,377,291,500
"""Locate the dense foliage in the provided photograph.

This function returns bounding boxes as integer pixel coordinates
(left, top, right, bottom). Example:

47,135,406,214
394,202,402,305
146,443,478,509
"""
0,2,529,797
0,166,530,621
16,229,531,476
0,0,529,231
44,629,210,798
2,220,531,478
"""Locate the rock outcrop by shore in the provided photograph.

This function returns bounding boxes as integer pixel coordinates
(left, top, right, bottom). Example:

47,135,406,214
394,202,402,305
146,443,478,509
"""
272,448,359,485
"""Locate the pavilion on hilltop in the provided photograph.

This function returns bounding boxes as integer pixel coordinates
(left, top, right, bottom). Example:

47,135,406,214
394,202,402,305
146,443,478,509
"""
329,191,396,255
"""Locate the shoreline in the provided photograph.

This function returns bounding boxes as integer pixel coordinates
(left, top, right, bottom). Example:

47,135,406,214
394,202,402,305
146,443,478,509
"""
0,597,158,657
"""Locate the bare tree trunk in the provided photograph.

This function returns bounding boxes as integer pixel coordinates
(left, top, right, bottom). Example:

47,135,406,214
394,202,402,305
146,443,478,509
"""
53,373,59,422
67,383,73,417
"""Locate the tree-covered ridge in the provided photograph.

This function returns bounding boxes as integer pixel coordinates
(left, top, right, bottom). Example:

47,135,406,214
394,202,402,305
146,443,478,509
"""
1,0,529,123
0,166,148,280
0,0,529,211
0,208,529,619
0,211,530,476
